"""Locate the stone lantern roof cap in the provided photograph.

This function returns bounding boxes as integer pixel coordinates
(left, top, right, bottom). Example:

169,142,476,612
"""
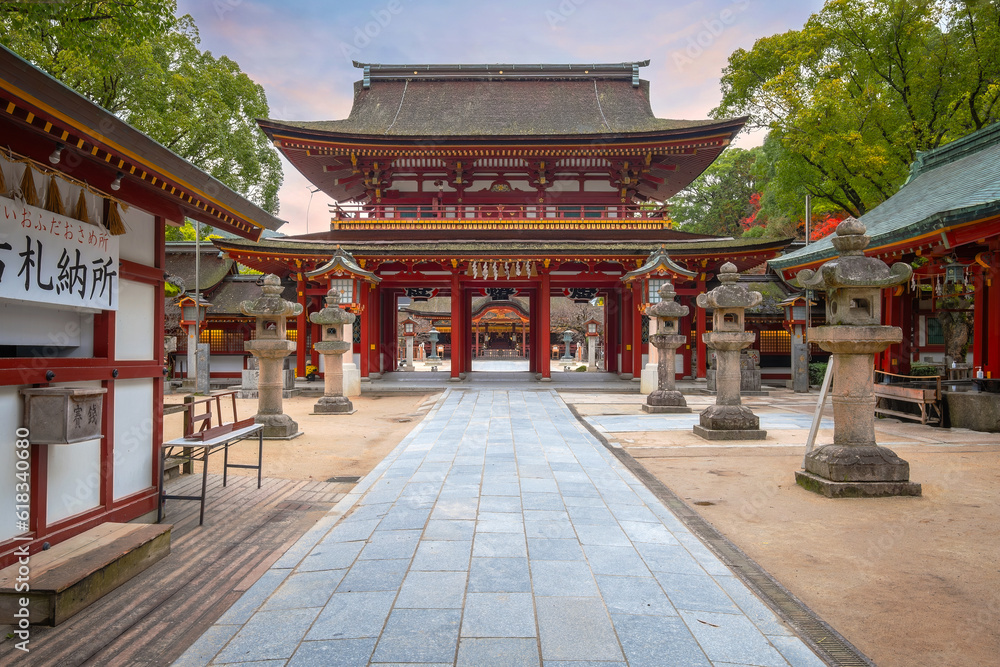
645,280,689,319
696,263,762,310
622,245,698,283
306,246,381,283
794,218,912,292
240,274,304,318
310,289,357,325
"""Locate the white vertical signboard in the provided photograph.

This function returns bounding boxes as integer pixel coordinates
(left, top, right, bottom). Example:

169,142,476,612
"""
0,195,119,310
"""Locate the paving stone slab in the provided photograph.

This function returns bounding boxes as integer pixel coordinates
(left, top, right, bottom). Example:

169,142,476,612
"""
188,389,828,667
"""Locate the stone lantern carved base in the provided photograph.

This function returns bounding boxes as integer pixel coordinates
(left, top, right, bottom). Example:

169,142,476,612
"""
254,413,302,440
795,444,920,497
693,404,766,440
642,390,691,414
313,395,355,415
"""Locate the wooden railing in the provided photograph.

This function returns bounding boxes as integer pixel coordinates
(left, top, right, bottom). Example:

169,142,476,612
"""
330,203,669,221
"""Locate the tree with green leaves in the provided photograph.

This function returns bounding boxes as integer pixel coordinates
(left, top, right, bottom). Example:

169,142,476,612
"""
714,0,1000,218
670,146,765,237
1,0,282,214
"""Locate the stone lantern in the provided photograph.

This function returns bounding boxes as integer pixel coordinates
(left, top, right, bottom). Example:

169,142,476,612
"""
560,330,575,362
643,281,691,413
310,289,356,414
779,294,813,393
584,318,600,371
177,293,211,393
241,274,303,438
694,263,766,440
794,218,919,497
400,316,418,371
425,327,441,370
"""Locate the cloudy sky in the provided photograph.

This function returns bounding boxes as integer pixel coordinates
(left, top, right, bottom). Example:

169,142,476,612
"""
175,0,824,235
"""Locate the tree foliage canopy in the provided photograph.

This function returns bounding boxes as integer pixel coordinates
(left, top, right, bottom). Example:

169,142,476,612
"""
714,0,1000,217
670,147,765,237
1,0,282,214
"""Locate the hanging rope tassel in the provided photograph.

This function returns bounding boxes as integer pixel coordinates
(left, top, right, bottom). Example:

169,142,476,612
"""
44,174,65,215
73,189,91,224
19,163,39,207
104,199,126,236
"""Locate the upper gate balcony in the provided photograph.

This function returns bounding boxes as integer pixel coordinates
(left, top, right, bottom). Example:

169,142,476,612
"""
324,201,715,242
330,202,670,224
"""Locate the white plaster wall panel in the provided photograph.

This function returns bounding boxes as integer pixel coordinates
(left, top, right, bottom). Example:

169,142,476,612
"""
583,180,617,192
547,180,580,192
0,387,23,541
46,438,103,523
45,379,103,524
118,206,156,265
113,378,154,500
0,301,94,357
115,279,155,360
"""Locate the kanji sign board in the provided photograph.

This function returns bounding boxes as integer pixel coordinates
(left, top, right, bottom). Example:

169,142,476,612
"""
0,195,119,310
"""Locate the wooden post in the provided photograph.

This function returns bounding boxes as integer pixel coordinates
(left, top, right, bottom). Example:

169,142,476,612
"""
973,269,986,373
696,279,708,379
451,273,462,379
359,283,371,378
539,271,551,379
621,286,634,378
296,277,307,377
632,281,644,375
988,255,1000,378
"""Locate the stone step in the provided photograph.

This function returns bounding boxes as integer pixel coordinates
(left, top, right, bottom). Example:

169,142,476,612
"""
0,522,171,626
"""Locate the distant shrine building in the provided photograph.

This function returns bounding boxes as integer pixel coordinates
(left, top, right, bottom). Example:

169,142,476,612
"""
214,62,792,381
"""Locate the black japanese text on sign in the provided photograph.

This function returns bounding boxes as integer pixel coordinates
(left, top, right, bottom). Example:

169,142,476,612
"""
1,196,119,310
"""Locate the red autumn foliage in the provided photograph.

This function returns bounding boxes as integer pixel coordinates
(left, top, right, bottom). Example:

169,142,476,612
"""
810,213,845,241
740,192,764,231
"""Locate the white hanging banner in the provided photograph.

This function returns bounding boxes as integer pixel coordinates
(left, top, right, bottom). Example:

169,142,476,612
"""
0,195,119,310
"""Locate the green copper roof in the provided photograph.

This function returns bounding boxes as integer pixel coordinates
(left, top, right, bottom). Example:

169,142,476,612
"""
771,122,1000,271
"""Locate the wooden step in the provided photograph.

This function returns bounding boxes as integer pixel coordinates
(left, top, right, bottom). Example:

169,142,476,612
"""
0,522,171,626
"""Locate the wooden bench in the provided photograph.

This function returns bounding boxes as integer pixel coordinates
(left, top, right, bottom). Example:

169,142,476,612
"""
0,523,171,626
875,371,942,425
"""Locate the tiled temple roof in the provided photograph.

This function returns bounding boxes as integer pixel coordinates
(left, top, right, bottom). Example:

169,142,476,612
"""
772,122,1000,272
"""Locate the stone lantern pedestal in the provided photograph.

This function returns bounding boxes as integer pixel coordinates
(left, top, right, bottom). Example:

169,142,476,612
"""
241,275,303,439
311,289,356,414
794,218,920,497
694,263,766,440
643,281,691,414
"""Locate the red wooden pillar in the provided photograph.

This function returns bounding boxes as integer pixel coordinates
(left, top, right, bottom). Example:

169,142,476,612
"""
988,258,1000,378
295,277,307,376
973,269,986,373
369,284,382,375
621,286,634,378
605,290,618,373
465,288,474,373
359,283,372,378
451,273,463,379
528,289,537,373
631,281,643,375
539,271,551,379
382,288,396,372
696,279,708,378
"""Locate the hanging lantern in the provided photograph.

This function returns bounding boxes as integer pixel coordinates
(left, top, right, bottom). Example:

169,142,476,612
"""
944,263,966,285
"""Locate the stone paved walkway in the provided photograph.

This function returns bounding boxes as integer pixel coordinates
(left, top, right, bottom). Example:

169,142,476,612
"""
175,390,825,666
